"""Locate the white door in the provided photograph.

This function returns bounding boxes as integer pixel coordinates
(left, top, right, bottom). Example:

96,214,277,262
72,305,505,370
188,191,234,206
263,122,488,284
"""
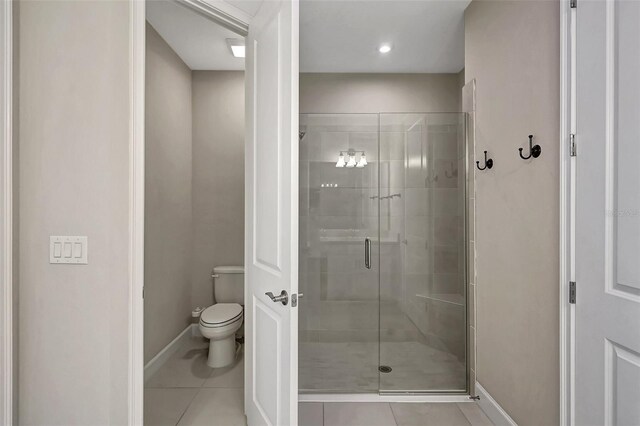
575,0,640,424
244,0,299,425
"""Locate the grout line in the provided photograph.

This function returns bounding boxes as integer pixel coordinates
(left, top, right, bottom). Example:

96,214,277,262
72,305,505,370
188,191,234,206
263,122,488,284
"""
388,402,399,426
322,402,325,426
174,388,201,426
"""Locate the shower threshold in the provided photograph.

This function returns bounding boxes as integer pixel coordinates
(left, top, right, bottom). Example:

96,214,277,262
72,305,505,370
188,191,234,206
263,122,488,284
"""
298,393,471,403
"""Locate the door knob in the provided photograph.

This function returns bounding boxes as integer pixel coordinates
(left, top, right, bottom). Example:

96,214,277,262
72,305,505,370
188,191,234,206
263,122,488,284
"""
265,290,288,305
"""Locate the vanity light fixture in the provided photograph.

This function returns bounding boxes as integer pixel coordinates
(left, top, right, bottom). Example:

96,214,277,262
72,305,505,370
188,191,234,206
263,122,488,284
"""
336,150,368,168
378,44,392,53
226,38,246,58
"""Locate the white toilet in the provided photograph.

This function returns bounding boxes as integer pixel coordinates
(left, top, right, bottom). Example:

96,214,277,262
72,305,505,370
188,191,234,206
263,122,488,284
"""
199,266,244,368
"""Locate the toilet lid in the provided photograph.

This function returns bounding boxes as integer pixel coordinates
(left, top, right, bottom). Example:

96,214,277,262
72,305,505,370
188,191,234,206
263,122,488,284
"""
200,303,243,327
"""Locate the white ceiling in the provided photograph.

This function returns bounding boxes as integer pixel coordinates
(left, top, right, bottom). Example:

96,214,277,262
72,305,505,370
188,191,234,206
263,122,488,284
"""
147,0,470,73
146,0,245,71
225,0,263,17
300,0,470,73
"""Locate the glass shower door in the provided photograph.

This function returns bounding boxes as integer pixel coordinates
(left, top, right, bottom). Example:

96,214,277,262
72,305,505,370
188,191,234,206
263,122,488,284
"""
298,114,380,393
378,113,467,393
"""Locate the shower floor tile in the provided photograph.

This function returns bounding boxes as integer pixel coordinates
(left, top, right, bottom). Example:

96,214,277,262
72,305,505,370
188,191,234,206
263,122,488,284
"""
299,340,465,392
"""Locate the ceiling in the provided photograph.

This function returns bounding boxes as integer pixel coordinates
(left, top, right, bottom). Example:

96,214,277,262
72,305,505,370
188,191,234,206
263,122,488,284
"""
300,0,470,73
146,0,245,71
147,0,470,73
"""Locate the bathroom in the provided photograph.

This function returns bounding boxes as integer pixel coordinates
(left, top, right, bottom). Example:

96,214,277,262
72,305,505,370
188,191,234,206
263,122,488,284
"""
141,0,557,424
143,0,476,423
143,1,247,423
8,0,634,423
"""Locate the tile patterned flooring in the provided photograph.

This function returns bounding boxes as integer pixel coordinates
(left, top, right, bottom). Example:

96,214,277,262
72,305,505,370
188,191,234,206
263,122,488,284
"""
145,336,246,426
301,402,493,426
145,336,492,426
299,301,466,392
300,341,466,392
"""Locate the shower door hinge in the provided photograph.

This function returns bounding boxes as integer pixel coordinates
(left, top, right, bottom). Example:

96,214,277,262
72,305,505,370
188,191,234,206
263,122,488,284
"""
570,0,577,8
569,134,577,157
569,281,576,304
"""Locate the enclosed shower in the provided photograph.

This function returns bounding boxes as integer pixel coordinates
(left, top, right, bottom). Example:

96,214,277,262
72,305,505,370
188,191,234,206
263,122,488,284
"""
298,113,468,394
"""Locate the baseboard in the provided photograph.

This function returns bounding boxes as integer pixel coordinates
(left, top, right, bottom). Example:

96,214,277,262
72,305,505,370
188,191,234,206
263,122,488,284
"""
144,325,195,382
475,382,517,426
191,323,202,337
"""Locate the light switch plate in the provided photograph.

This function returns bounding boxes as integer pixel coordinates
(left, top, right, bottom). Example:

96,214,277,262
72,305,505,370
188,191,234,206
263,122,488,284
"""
50,236,88,264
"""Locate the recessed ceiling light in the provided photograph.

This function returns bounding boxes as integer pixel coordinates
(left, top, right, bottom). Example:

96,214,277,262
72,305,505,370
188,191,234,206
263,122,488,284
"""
378,44,392,53
226,38,245,58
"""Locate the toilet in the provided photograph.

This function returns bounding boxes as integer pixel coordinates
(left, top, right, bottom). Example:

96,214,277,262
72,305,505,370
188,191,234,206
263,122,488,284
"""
199,266,244,368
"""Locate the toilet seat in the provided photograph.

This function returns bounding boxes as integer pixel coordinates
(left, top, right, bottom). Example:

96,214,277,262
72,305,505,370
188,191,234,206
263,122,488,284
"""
200,303,243,328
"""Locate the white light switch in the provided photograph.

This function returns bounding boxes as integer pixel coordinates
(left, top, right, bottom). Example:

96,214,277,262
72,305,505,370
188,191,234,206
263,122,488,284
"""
50,236,88,264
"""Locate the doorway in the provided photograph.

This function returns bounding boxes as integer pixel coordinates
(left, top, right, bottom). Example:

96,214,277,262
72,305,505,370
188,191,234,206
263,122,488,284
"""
142,1,247,424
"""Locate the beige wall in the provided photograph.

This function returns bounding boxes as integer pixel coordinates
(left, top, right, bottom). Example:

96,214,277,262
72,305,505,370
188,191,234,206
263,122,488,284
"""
144,23,193,363
300,73,461,113
11,1,20,420
18,1,130,423
464,1,560,424
191,71,245,309
145,29,245,358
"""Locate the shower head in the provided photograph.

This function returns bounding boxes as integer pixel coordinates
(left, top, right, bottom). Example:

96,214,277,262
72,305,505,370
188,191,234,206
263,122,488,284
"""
299,131,306,141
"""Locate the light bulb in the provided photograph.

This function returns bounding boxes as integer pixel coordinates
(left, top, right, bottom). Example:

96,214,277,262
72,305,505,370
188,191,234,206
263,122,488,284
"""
336,153,346,168
357,153,368,168
346,154,357,168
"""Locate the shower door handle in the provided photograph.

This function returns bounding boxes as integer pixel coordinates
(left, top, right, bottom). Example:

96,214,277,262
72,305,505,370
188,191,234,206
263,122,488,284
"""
364,237,372,269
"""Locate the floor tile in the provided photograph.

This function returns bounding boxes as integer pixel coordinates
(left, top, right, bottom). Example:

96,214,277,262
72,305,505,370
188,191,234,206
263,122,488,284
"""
146,338,212,388
177,388,246,426
144,388,198,426
299,402,323,426
457,403,493,426
324,403,397,426
390,403,470,426
203,350,244,388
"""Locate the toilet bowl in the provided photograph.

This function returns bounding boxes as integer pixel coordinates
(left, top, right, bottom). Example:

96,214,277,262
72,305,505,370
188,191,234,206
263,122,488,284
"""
199,266,244,368
199,303,243,368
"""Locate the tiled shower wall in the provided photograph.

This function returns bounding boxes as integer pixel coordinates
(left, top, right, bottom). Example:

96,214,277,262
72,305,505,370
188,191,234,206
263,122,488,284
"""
379,115,467,362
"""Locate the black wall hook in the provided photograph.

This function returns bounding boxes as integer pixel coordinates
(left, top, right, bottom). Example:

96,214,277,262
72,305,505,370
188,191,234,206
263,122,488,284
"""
519,135,541,160
476,151,493,171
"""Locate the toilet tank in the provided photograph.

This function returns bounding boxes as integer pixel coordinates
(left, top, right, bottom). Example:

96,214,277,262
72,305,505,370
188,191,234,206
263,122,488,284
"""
213,266,244,304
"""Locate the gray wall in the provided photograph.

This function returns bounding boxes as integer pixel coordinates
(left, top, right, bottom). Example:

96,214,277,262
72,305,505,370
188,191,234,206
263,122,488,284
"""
191,71,245,310
144,23,193,363
18,1,130,423
300,73,461,113
464,1,560,424
145,27,245,360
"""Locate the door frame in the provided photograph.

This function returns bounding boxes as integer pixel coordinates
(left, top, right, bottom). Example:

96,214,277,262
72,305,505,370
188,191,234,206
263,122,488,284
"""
128,0,252,424
1,0,13,424
559,0,576,425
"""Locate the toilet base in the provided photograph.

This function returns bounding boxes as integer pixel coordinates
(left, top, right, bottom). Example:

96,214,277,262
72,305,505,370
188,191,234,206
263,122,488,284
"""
207,334,237,368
